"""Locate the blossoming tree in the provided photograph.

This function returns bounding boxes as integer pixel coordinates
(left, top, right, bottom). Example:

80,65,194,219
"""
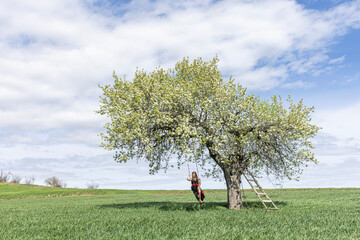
97,57,320,210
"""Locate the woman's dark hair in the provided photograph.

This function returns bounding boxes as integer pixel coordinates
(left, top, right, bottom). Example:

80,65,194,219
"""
192,171,198,183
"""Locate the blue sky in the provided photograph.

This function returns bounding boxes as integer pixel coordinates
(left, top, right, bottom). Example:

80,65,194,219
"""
0,0,359,190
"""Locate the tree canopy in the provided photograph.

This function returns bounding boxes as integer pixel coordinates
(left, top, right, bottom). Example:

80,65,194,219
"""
97,56,320,209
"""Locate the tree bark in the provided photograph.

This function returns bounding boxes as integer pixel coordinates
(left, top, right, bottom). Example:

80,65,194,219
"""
223,164,243,210
205,140,244,210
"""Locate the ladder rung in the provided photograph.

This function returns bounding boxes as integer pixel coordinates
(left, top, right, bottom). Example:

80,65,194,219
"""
244,171,279,210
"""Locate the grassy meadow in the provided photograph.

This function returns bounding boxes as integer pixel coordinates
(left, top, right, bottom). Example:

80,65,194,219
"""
0,183,359,239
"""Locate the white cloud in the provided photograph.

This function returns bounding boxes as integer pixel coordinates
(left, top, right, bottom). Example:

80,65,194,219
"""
329,55,345,64
0,148,227,189
0,0,358,132
313,101,360,144
311,101,360,170
282,80,316,89
265,159,360,188
345,72,360,83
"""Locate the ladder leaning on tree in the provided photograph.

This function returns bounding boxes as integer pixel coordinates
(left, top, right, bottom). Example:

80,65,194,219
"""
243,171,279,210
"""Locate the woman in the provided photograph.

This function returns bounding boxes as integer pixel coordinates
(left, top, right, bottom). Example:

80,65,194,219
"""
187,171,205,204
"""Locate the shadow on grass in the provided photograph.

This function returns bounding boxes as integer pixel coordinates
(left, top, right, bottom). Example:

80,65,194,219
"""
99,200,287,212
242,200,287,209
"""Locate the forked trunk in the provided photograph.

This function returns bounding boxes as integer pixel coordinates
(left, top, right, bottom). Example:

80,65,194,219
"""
223,166,243,210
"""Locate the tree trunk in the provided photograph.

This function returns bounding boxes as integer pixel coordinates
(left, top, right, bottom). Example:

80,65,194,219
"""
205,140,244,209
223,166,243,210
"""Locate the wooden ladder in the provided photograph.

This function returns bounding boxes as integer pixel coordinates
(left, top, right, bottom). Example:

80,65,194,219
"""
243,171,279,210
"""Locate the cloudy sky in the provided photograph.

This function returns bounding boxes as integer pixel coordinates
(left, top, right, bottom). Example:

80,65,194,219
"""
1,0,359,190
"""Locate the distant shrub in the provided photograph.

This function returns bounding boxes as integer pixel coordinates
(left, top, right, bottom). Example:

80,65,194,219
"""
25,176,35,185
10,174,22,184
0,169,11,183
44,176,67,188
86,182,99,189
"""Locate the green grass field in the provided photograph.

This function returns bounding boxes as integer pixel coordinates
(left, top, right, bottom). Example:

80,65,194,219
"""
1,183,359,239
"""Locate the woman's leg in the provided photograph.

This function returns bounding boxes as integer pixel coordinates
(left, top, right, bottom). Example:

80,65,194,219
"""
193,189,199,200
192,186,200,201
200,188,205,201
197,187,204,203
